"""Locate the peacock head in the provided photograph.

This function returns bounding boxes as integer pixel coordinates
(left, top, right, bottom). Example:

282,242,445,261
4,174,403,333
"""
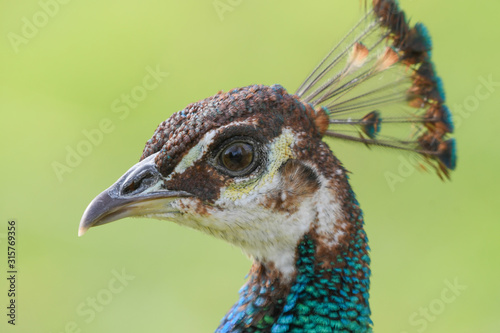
79,85,347,278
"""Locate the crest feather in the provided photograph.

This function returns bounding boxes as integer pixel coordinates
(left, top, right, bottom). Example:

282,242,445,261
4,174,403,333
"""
296,0,456,179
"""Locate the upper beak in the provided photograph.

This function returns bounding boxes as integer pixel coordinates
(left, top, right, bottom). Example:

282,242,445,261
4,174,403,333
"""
78,154,190,236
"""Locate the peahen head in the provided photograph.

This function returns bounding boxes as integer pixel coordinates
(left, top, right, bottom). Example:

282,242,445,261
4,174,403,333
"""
79,1,456,331
80,84,373,331
79,84,355,279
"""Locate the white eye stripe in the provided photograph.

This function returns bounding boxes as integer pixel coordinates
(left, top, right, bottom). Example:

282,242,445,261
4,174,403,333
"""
166,120,259,179
165,129,217,180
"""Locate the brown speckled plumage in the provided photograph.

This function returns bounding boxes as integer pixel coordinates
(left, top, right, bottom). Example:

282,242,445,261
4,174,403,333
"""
141,85,322,177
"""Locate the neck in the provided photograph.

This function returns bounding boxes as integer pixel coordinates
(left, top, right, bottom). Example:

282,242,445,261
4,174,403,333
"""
216,197,372,333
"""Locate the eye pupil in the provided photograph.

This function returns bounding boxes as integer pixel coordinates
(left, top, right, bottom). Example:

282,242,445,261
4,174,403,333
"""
221,142,254,172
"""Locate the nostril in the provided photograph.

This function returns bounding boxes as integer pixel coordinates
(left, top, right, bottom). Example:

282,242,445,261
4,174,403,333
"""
121,170,156,196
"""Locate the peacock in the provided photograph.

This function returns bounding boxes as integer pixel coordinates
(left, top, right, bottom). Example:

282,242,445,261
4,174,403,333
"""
79,1,456,332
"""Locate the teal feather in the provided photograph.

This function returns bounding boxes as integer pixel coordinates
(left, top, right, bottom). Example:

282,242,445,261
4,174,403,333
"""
217,195,372,333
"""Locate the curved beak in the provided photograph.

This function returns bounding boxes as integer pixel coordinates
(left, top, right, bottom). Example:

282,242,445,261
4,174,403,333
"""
79,154,190,236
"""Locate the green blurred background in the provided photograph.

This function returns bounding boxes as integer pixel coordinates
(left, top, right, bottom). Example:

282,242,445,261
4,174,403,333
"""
1,0,499,332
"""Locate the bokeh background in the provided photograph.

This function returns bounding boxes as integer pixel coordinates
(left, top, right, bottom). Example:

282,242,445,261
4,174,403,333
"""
1,0,499,332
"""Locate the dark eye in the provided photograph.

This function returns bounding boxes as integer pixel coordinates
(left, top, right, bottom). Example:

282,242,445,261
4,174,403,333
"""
220,142,254,172
212,135,263,177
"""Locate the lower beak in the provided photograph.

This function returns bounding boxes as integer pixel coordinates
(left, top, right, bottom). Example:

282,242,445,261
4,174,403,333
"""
78,189,187,236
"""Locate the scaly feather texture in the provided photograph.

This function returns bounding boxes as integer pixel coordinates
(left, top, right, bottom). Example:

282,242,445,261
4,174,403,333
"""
217,196,372,333
79,1,456,332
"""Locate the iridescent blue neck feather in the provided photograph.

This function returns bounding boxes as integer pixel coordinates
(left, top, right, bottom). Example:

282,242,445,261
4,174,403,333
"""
217,194,372,333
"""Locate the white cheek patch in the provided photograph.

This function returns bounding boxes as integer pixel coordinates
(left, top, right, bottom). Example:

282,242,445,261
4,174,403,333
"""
174,195,317,280
161,127,345,280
